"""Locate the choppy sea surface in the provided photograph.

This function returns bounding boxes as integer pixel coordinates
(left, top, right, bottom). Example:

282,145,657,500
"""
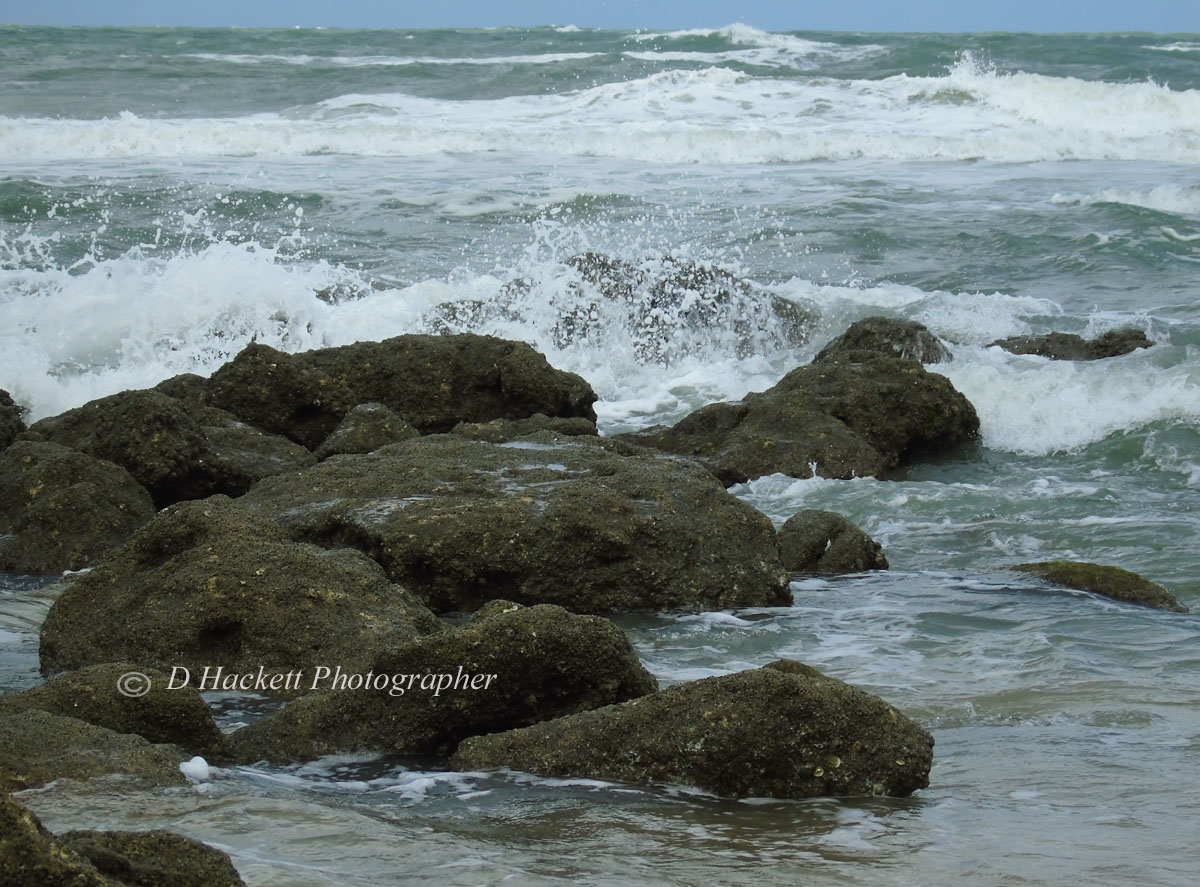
2,24,1199,886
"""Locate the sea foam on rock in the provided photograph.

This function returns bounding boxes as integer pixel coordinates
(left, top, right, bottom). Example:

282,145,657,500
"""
989,328,1153,361
205,333,598,450
39,496,443,683
813,316,952,365
230,603,657,763
238,433,792,614
618,354,979,486
450,660,933,800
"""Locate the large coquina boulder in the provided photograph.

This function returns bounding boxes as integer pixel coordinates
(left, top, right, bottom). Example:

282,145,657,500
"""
0,441,155,574
989,328,1153,360
778,510,888,573
19,389,314,508
0,388,25,451
204,333,598,451
1012,561,1188,613
230,603,658,763
0,709,186,791
450,660,933,800
0,662,231,761
39,496,443,682
813,316,951,365
619,355,979,486
239,434,792,614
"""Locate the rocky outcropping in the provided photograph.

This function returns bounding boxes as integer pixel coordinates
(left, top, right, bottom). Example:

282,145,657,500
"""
230,603,658,763
0,388,25,451
19,389,314,508
778,510,889,573
0,709,186,791
0,662,231,761
450,660,933,800
205,334,598,450
0,441,155,574
813,316,951,365
239,434,791,614
989,329,1153,361
312,402,420,460
619,356,979,486
1012,560,1188,612
39,496,443,681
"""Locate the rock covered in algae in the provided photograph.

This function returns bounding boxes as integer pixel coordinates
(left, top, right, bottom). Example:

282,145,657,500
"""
1012,560,1188,613
777,509,889,574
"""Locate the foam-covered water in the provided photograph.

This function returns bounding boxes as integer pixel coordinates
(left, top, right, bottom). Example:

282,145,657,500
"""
2,24,1199,887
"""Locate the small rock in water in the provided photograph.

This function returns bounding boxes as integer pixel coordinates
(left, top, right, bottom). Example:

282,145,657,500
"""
180,755,211,781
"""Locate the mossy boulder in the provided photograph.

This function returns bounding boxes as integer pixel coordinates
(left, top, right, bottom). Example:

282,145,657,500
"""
0,709,186,791
204,334,597,451
19,389,313,508
0,663,231,761
619,355,979,485
239,434,791,614
1012,560,1188,612
813,316,951,365
39,496,443,683
0,388,26,452
312,402,420,460
450,661,933,800
778,510,889,573
1,793,120,887
230,603,657,763
989,329,1153,361
0,441,155,574
57,829,246,887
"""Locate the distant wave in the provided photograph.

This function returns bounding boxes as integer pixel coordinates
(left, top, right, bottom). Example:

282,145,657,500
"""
1051,185,1200,217
183,51,602,67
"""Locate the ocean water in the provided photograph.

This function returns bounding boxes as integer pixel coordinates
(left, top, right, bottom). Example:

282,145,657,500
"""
2,24,1199,886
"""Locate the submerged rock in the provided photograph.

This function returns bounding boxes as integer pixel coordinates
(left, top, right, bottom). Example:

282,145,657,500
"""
777,510,889,573
989,328,1153,361
39,496,443,682
450,661,933,800
0,441,155,574
813,316,952,365
230,603,657,763
0,709,186,791
619,355,979,485
0,662,231,761
205,334,597,450
1012,560,1188,613
312,402,420,460
0,388,25,452
239,434,791,614
57,829,246,887
19,389,313,508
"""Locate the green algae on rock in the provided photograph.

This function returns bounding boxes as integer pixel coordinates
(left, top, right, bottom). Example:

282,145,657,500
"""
777,509,889,574
1012,560,1189,613
450,660,933,800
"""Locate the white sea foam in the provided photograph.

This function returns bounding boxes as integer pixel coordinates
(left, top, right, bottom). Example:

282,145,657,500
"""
4,56,1197,164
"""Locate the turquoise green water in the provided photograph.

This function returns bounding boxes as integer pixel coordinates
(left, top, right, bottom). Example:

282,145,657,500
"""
2,25,1199,885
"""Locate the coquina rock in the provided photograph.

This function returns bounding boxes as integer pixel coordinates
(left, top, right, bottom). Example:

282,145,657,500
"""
239,434,792,614
56,829,247,887
778,510,889,573
204,333,598,450
0,441,155,574
230,603,658,763
813,316,952,365
0,388,25,451
1012,560,1188,613
2,792,118,887
619,355,979,486
0,709,186,791
19,388,314,508
0,662,231,761
312,402,420,460
989,328,1153,361
39,496,443,683
450,660,933,800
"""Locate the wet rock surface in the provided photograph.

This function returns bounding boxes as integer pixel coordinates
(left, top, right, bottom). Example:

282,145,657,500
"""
1012,560,1188,612
205,334,598,450
618,356,979,485
239,434,792,614
450,661,934,800
230,603,658,763
989,328,1153,360
2,792,119,887
0,441,155,574
0,662,231,761
778,510,889,573
39,496,443,682
0,388,25,452
57,829,247,887
312,402,420,460
813,316,952,365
